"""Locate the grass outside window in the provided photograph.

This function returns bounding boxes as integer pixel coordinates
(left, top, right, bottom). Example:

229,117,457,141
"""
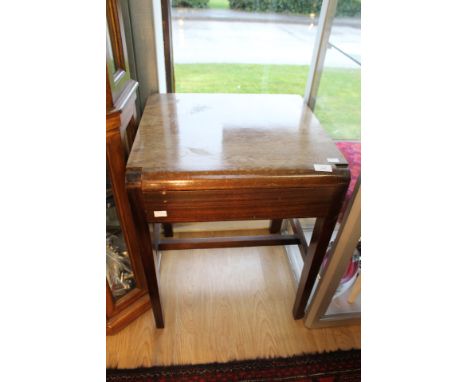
209,0,229,9
175,63,360,140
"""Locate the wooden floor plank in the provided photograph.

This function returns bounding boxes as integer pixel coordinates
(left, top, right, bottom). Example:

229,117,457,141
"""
106,229,360,368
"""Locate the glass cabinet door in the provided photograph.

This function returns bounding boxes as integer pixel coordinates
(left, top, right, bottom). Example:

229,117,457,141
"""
106,175,136,300
322,239,361,316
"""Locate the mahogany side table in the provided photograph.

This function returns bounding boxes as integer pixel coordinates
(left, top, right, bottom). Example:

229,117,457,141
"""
126,93,350,328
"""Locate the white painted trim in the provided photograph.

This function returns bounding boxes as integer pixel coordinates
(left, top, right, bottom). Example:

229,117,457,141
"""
152,0,167,93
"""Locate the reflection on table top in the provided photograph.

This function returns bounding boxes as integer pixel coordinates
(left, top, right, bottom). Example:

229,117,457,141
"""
128,93,347,179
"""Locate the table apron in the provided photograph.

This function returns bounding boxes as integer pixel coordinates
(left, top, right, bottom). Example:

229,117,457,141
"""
142,186,343,223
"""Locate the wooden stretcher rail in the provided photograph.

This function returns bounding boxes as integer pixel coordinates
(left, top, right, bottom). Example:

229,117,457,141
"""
158,234,301,251
289,218,308,260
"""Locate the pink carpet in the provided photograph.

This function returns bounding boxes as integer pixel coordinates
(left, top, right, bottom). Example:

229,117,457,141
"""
335,141,361,214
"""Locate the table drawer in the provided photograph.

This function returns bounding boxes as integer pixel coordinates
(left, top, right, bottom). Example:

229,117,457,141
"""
142,187,341,223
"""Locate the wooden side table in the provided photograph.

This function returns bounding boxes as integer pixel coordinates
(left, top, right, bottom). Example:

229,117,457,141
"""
126,94,350,328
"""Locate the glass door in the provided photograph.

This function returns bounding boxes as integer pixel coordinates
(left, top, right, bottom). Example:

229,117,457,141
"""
170,0,326,95
314,0,361,141
106,173,137,300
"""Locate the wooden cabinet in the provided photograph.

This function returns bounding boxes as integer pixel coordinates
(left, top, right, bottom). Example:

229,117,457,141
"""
106,0,150,335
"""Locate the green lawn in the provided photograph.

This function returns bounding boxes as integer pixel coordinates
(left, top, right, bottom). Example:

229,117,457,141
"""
208,0,229,9
174,64,360,140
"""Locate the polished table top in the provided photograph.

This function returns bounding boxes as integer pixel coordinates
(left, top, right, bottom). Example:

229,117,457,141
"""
127,94,349,190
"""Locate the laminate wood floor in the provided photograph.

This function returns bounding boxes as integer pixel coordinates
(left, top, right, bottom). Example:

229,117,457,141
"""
106,229,361,368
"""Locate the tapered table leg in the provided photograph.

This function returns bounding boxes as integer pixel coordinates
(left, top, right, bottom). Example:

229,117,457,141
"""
292,189,347,320
127,185,165,328
162,223,174,237
269,219,283,233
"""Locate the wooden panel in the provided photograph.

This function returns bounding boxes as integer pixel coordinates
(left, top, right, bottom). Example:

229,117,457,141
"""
106,294,151,335
143,187,339,223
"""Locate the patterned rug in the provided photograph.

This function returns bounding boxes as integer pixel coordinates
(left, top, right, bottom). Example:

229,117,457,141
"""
335,141,361,216
106,349,360,382
335,141,361,200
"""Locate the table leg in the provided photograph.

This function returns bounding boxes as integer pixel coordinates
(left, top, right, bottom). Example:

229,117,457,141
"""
162,223,174,237
127,185,165,328
269,219,283,233
292,189,346,319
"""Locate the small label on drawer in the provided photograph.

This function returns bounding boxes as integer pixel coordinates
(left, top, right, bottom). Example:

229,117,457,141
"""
314,164,333,172
327,157,340,163
154,210,168,217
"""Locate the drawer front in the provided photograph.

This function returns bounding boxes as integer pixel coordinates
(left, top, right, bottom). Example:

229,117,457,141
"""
142,186,341,223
